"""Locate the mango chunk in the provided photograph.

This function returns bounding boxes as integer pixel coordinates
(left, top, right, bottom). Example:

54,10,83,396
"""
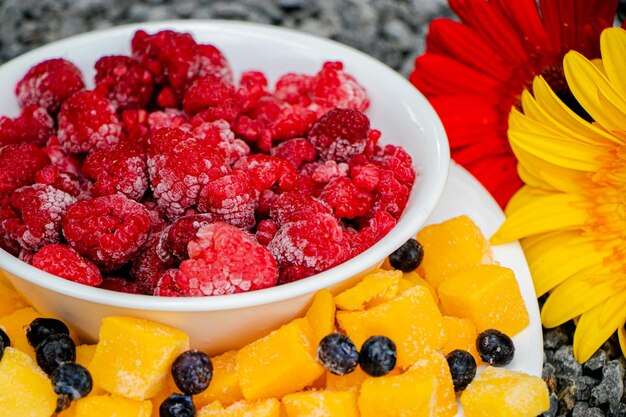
305,289,336,346
199,398,280,417
442,316,480,363
0,307,42,360
88,316,189,400
438,264,530,336
195,350,244,408
337,285,445,367
417,215,493,290
0,282,27,317
198,401,224,415
358,370,436,417
326,367,399,391
397,277,415,293
0,347,56,417
461,367,549,417
236,318,324,400
74,394,152,417
75,344,106,396
283,390,358,417
403,270,438,303
408,351,457,417
334,269,401,311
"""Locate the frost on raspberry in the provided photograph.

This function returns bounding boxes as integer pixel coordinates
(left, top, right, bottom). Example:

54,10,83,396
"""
196,44,234,85
82,142,148,201
156,213,215,263
269,191,332,227
310,61,369,115
274,73,313,106
308,108,370,162
99,278,144,295
312,160,349,184
147,109,187,132
197,170,257,229
0,143,49,197
255,219,277,246
233,154,297,193
33,244,102,286
0,197,20,256
183,76,239,123
148,127,230,220
176,222,278,296
320,177,375,219
154,269,184,297
351,209,397,256
15,58,85,113
57,91,123,154
94,55,154,110
42,136,83,179
2,184,77,251
372,144,416,187
270,138,316,169
62,194,151,271
0,105,54,147
371,169,410,220
189,120,249,165
236,71,269,112
131,234,174,294
35,165,82,198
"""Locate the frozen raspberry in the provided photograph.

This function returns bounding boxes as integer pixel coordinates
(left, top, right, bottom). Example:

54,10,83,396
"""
255,219,277,246
121,109,149,143
94,55,154,110
148,128,230,220
233,155,297,193
19,249,35,264
156,86,179,108
99,278,144,294
174,223,277,296
154,269,184,297
277,265,317,285
82,142,148,201
292,163,326,197
257,189,278,216
0,197,20,256
148,109,187,132
274,73,314,105
197,170,257,230
15,58,85,113
32,244,102,286
271,138,316,169
310,61,369,115
62,194,151,271
196,44,233,85
183,76,239,123
35,165,82,198
57,91,123,154
269,191,332,227
375,145,416,187
372,170,410,219
233,97,282,143
189,120,249,165
131,235,175,293
320,177,375,219
156,214,215,263
351,210,397,256
0,143,49,196
0,105,54,147
312,160,349,184
42,136,83,178
2,184,76,251
308,108,370,162
349,163,380,192
236,71,269,112
142,198,169,235
271,105,318,142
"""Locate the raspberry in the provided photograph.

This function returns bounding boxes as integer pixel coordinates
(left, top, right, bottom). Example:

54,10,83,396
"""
233,155,297,193
232,97,282,143
274,73,313,105
189,120,249,165
19,249,34,264
62,194,151,271
147,109,187,132
257,189,278,216
310,61,369,115
142,198,169,235
255,219,277,246
157,214,215,263
154,269,184,297
82,142,148,201
42,136,83,179
99,278,144,295
376,145,416,186
0,143,49,196
351,210,397,256
277,265,317,285
35,165,82,198
372,170,410,219
312,160,349,184
270,138,316,169
0,105,54,147
176,223,278,296
197,170,257,230
308,108,370,162
183,76,239,123
57,91,123,154
148,128,230,219
320,177,375,219
94,55,154,111
2,184,76,251
196,44,233,85
121,109,149,143
32,244,102,287
131,235,175,293
349,163,380,192
236,71,269,112
0,197,20,256
15,58,85,113
269,191,332,227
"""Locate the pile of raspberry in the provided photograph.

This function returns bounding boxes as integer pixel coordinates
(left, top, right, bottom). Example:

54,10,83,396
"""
0,30,415,297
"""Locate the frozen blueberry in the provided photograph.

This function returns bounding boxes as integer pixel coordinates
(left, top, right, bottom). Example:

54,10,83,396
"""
358,336,396,377
160,393,196,417
388,238,424,272
0,328,10,360
317,333,359,375
51,362,93,412
446,349,477,391
36,333,76,375
476,329,515,366
26,318,70,348
171,350,213,396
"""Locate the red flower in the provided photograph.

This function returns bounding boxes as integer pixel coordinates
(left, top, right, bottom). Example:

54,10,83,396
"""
410,0,617,207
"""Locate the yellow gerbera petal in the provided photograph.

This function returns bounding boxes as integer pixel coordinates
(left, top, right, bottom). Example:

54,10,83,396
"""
601,28,626,100
505,186,553,215
618,324,626,359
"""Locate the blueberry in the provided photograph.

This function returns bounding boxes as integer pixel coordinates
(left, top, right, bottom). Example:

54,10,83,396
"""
51,362,93,412
358,336,396,377
445,349,477,391
317,333,359,375
0,328,10,361
26,318,70,348
160,393,196,417
388,238,424,272
476,329,515,366
36,333,76,375
171,350,213,396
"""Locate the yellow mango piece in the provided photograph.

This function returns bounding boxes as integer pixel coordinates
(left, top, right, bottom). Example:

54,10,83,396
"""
334,269,401,311
326,366,400,391
397,277,415,292
438,264,530,336
0,307,42,360
380,257,393,270
337,285,445,367
88,316,189,400
417,215,493,290
195,350,244,408
198,401,224,415
0,282,27,317
199,398,280,417
236,318,324,400
305,289,336,346
461,367,550,417
408,351,457,417
442,316,480,363
403,270,438,303
0,347,56,417
358,370,436,417
75,344,106,396
283,390,358,417
74,394,152,417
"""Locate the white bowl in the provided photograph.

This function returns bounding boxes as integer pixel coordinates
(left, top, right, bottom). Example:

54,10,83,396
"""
0,20,449,354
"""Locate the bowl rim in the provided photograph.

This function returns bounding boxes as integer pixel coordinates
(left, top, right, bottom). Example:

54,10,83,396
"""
0,19,450,311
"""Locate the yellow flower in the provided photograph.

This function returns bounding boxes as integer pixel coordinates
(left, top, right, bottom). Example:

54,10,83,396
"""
492,27,626,363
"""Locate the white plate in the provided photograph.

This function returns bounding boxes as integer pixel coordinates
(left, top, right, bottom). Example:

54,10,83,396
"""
427,162,543,414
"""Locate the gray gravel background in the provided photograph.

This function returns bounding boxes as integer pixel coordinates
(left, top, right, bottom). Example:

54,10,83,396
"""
0,1,624,416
